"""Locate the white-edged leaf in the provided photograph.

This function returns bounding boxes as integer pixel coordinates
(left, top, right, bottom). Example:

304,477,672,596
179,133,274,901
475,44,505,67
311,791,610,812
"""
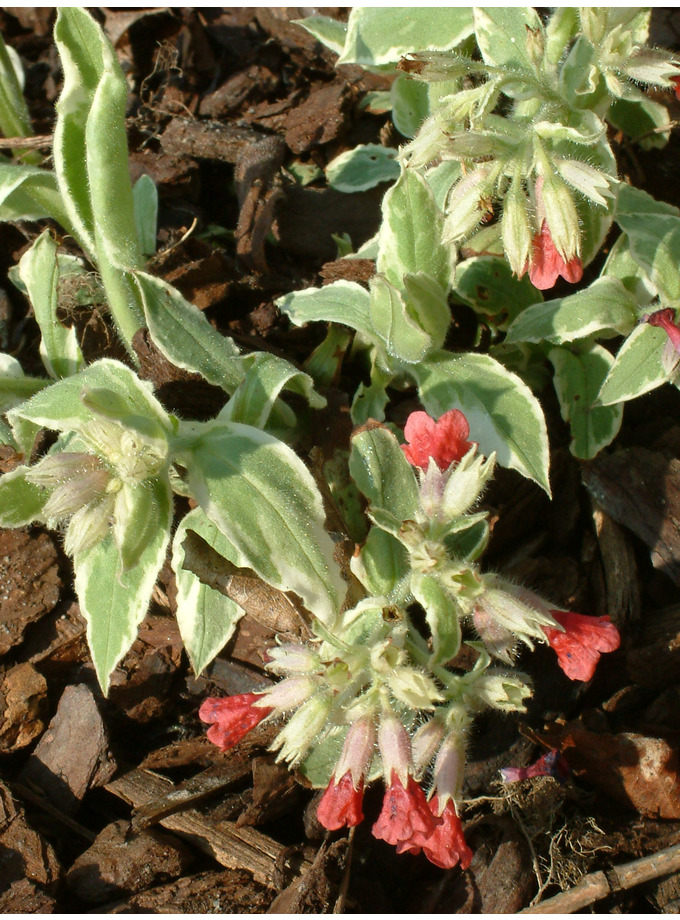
326,144,400,193
185,422,346,626
7,358,172,455
377,168,451,292
277,280,374,340
0,163,71,230
113,476,172,573
337,8,474,66
411,571,461,665
413,350,551,493
74,507,171,695
505,277,638,345
601,233,657,305
549,344,623,460
369,275,432,363
18,229,84,379
0,353,48,413
173,507,247,676
131,270,244,392
349,425,420,522
391,74,430,138
597,323,671,406
474,7,542,72
294,15,348,56
615,184,680,302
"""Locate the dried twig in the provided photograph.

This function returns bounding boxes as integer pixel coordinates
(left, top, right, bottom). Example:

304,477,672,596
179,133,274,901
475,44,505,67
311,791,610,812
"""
521,842,680,913
0,135,52,149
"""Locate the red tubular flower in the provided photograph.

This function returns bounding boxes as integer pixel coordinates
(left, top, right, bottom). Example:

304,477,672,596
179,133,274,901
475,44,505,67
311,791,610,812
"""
317,772,365,830
402,409,473,471
543,610,620,681
646,308,680,352
372,772,440,850
420,798,473,870
673,75,680,101
199,693,273,751
527,221,583,290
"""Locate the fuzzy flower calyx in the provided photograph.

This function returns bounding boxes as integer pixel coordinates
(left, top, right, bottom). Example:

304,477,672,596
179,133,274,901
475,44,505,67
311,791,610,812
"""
543,610,620,681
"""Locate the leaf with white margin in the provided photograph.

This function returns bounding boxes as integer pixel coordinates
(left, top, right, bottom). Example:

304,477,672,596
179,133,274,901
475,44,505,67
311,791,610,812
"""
413,350,551,494
369,275,432,364
277,280,374,341
411,571,462,665
326,144,400,193
602,233,657,305
220,352,325,430
74,502,171,695
18,229,84,379
294,15,348,56
597,323,671,406
131,271,245,392
0,163,71,231
505,277,638,346
7,358,172,456
185,422,346,626
474,7,542,72
549,344,623,460
615,184,680,302
337,8,474,66
173,507,247,676
377,168,451,293
113,476,173,573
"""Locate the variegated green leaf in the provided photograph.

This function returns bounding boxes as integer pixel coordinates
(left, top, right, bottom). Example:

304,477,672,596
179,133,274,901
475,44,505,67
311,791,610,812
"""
349,425,420,522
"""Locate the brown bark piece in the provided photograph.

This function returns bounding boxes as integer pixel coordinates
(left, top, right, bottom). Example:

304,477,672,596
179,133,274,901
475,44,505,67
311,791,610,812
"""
590,500,641,628
582,448,680,585
23,601,87,668
627,604,680,690
0,780,60,889
160,117,265,163
0,878,57,913
0,662,47,752
234,134,286,273
283,80,356,154
105,768,313,888
0,529,61,655
320,257,376,286
162,250,234,309
66,819,193,904
21,683,117,815
129,150,201,202
267,839,348,913
237,756,303,828
107,867,275,913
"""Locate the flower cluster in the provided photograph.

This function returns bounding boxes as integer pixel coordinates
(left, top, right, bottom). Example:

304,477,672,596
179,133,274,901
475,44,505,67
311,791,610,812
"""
199,408,620,870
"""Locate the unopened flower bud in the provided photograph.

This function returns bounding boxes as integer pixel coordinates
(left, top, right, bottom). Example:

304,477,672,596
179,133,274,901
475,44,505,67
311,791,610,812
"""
539,174,580,262
271,692,333,764
412,717,446,775
65,493,115,556
265,643,320,677
432,732,466,808
525,25,545,69
442,167,493,244
257,676,316,712
378,711,413,786
335,716,377,785
501,177,532,276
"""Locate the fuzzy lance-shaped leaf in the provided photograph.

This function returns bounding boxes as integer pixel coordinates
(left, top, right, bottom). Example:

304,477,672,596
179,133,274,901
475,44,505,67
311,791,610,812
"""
597,323,670,406
413,350,551,493
219,352,325,429
549,344,623,460
0,32,31,139
351,525,410,598
0,465,49,526
455,256,542,330
112,476,173,573
351,366,393,425
18,230,84,379
277,280,374,341
369,275,432,364
74,500,172,695
131,271,244,392
185,422,346,626
411,571,462,665
0,417,13,446
336,8,474,66
7,358,172,455
615,185,680,302
505,277,638,346
402,272,451,350
132,173,158,256
0,163,71,229
349,425,420,522
609,93,672,150
377,168,451,292
0,354,48,413
172,507,247,676
294,15,348,56
474,7,542,72
326,144,400,193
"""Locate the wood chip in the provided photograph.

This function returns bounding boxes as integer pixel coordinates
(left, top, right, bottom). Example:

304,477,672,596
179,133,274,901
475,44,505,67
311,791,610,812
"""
0,662,47,752
0,529,61,655
0,780,60,888
105,767,313,888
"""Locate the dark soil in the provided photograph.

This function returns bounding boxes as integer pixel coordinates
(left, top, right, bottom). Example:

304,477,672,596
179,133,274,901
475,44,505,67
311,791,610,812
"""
1,7,680,914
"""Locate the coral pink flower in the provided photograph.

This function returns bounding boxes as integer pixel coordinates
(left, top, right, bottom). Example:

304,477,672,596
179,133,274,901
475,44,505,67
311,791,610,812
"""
402,409,473,471
395,797,472,870
199,693,273,751
500,748,570,784
317,772,365,830
543,610,620,682
372,772,440,850
526,221,583,290
646,307,680,352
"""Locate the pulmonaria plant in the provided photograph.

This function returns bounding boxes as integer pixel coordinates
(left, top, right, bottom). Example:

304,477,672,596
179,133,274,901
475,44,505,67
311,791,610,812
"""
200,409,621,869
